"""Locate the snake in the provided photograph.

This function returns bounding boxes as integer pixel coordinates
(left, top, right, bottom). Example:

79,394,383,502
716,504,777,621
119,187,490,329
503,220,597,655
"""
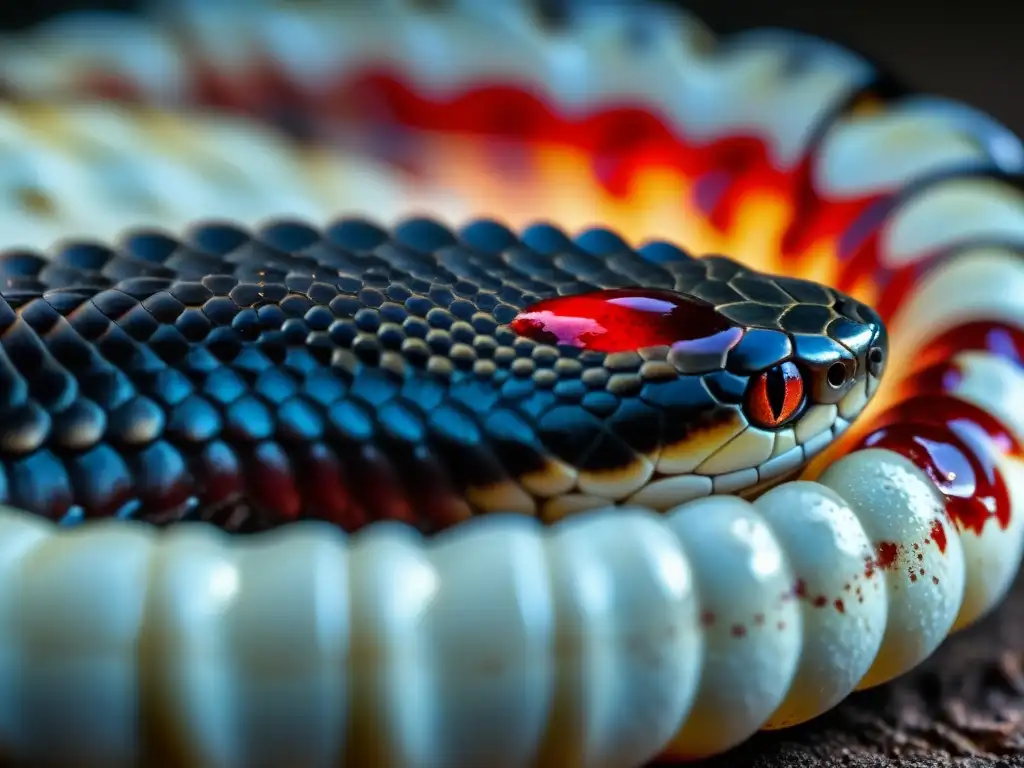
0,2,1023,766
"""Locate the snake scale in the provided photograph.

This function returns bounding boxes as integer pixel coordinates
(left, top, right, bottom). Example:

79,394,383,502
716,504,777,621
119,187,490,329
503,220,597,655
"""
0,2,1022,766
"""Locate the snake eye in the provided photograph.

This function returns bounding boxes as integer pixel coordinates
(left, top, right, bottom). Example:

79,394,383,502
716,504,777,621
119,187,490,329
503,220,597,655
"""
746,362,805,429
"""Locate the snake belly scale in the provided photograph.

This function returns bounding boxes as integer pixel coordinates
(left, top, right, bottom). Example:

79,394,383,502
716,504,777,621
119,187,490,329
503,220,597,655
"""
0,2,1019,766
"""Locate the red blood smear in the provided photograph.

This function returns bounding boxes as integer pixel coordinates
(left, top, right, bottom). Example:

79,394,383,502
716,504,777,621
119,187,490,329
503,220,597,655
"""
510,288,735,353
860,404,1011,535
917,321,1024,370
891,389,1022,460
930,519,948,553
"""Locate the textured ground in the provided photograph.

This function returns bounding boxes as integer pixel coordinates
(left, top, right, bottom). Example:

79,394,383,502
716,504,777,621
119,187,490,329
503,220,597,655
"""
677,572,1024,767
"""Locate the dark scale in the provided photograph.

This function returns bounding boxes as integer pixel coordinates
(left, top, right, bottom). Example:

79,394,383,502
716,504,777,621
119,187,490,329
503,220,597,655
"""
0,217,886,534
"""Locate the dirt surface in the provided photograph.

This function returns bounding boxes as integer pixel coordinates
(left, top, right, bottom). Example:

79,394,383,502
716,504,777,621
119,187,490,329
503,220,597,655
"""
664,573,1024,767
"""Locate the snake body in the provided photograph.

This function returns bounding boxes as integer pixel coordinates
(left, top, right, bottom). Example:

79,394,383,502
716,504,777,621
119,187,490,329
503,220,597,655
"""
0,214,885,530
0,3,1022,766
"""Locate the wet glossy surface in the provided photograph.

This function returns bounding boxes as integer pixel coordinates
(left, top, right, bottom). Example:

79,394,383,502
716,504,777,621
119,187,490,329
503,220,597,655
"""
2,217,881,534
918,320,1024,370
745,362,805,429
860,395,1013,535
510,287,736,353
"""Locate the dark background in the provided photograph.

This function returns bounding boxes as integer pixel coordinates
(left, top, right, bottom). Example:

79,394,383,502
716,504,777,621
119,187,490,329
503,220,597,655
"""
3,1,1022,136
685,0,1024,136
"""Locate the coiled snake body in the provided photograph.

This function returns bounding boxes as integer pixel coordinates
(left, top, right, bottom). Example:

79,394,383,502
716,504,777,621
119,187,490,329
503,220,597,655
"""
0,3,1022,767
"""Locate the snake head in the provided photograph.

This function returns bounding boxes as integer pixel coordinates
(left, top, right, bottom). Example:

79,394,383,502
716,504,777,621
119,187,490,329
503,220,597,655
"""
511,252,888,507
671,261,888,456
713,273,888,434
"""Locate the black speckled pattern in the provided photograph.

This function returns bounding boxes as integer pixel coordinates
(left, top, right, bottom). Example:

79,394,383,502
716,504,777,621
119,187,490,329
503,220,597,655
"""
0,216,885,532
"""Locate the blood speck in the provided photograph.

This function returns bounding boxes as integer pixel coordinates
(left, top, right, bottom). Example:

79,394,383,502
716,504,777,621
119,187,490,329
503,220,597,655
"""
753,613,765,626
812,595,827,607
510,287,738,353
912,542,920,551
917,552,924,562
864,556,876,579
834,599,846,613
909,573,918,583
844,582,852,592
875,541,900,569
793,579,809,598
700,610,716,627
731,624,747,638
932,576,940,585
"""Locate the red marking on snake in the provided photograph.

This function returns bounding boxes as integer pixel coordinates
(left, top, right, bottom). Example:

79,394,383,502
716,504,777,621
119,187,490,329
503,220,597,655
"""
510,288,739,353
862,394,1014,535
248,442,302,520
331,71,790,203
101,59,955,332
184,64,807,246
77,72,144,103
73,57,960,333
301,444,363,529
